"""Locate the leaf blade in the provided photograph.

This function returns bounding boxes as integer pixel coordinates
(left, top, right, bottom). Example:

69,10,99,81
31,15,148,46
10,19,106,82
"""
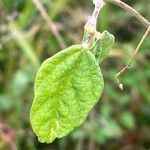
30,45,104,143
91,30,115,63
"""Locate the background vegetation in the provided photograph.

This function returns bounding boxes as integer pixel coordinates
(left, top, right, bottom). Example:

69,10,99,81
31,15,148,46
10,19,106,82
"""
0,0,150,149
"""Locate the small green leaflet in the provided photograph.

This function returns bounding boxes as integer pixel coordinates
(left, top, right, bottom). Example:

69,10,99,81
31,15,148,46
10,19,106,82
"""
30,31,114,143
90,31,115,63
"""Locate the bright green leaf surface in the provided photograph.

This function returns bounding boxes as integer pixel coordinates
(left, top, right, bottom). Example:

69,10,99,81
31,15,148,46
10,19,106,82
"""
91,31,115,63
30,45,104,143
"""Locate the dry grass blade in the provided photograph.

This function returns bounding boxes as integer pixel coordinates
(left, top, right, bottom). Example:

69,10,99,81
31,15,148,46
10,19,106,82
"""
32,0,66,49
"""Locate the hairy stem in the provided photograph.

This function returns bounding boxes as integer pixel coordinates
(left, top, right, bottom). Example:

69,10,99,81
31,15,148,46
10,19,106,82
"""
85,0,105,31
82,0,104,48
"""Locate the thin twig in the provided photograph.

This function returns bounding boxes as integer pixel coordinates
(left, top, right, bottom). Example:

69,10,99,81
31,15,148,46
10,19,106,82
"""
106,0,150,28
32,0,66,49
116,25,150,90
106,0,150,89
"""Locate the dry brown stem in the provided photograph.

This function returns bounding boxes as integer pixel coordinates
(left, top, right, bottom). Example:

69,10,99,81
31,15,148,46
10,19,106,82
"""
32,0,66,49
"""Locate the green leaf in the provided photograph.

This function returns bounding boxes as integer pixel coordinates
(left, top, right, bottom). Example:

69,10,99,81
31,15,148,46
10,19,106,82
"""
91,30,115,63
30,45,104,143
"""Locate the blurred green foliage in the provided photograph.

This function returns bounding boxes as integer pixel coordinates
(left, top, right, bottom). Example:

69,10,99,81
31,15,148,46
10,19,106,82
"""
0,0,150,149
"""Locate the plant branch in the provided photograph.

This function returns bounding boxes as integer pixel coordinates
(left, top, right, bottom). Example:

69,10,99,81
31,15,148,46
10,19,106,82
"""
32,0,66,49
106,0,150,28
85,0,105,31
116,25,150,90
105,0,150,89
82,0,104,48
